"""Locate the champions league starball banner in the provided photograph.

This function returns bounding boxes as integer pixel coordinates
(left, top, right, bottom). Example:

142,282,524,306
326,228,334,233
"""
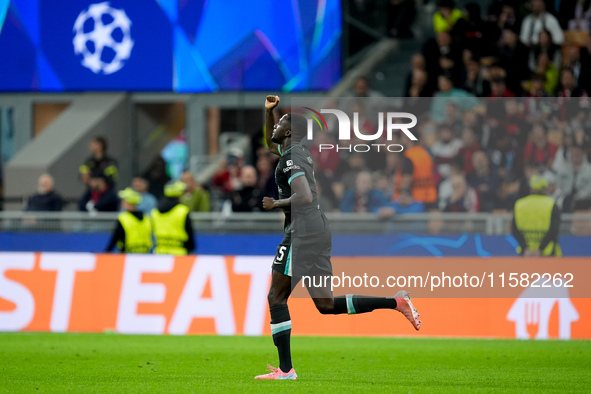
0,0,341,91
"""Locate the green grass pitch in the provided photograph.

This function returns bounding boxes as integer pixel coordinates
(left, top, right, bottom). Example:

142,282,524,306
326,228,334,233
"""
1,333,590,393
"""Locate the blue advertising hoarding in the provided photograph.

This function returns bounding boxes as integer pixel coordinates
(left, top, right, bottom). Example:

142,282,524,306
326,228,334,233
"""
1,233,590,257
0,0,341,91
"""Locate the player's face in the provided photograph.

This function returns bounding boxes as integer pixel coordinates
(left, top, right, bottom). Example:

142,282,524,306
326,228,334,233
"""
271,114,290,143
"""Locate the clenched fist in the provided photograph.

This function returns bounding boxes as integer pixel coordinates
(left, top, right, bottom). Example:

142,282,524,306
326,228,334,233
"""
265,95,280,111
262,196,276,210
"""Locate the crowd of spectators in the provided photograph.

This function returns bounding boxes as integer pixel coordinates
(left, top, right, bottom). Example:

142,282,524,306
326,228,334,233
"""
20,0,591,218
399,0,591,213
203,93,590,218
24,137,213,216
284,0,591,217
414,0,591,99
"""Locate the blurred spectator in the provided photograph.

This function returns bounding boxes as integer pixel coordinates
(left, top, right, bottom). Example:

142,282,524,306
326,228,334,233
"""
423,31,462,84
212,151,243,195
25,174,63,212
160,133,188,180
440,102,463,135
489,130,521,180
433,0,465,33
519,0,565,47
431,124,463,181
374,172,392,201
497,25,530,93
142,156,171,201
556,144,591,210
455,3,495,59
256,151,279,199
467,150,500,211
131,177,157,214
393,139,438,209
511,175,562,256
484,92,510,146
563,45,591,92
430,73,480,122
498,162,538,210
309,133,340,178
463,59,487,97
557,67,588,97
489,77,516,98
79,136,118,187
79,172,119,213
438,163,462,209
404,54,435,97
526,73,551,97
231,166,263,212
152,181,195,255
180,171,211,212
340,153,369,192
383,152,402,180
440,54,462,86
378,188,426,219
462,109,483,137
544,170,570,211
534,53,560,94
560,0,591,30
503,99,530,149
387,0,416,38
405,69,433,98
340,171,387,213
105,188,152,254
349,76,384,99
489,1,519,43
524,123,558,168
554,71,589,122
457,127,480,175
580,35,591,76
552,129,575,172
315,171,339,212
443,173,480,212
528,29,562,74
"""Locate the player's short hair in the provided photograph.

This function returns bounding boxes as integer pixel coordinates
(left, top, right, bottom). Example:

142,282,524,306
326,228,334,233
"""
286,113,308,142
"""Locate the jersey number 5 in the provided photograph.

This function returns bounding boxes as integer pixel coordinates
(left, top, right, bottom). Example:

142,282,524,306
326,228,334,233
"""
277,246,287,262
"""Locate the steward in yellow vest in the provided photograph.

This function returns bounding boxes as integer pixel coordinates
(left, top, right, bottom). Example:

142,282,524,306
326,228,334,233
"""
511,175,562,257
105,188,152,253
151,181,196,255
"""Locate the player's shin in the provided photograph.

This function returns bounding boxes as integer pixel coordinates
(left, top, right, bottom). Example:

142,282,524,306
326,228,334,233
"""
270,304,293,373
333,295,397,314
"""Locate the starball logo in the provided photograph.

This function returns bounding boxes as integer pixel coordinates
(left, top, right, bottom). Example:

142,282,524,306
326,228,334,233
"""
303,107,417,153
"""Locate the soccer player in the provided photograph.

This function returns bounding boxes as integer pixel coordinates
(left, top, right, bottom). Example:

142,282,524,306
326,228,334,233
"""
255,96,421,380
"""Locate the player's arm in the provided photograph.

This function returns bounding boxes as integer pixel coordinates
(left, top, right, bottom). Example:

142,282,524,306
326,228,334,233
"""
263,176,313,210
265,95,281,156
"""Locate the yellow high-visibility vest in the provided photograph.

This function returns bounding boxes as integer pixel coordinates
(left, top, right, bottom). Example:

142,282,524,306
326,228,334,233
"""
118,212,152,253
514,195,562,256
151,204,190,255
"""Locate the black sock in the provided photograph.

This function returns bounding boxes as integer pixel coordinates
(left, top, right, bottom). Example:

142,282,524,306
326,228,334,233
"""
333,295,397,315
270,304,292,373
